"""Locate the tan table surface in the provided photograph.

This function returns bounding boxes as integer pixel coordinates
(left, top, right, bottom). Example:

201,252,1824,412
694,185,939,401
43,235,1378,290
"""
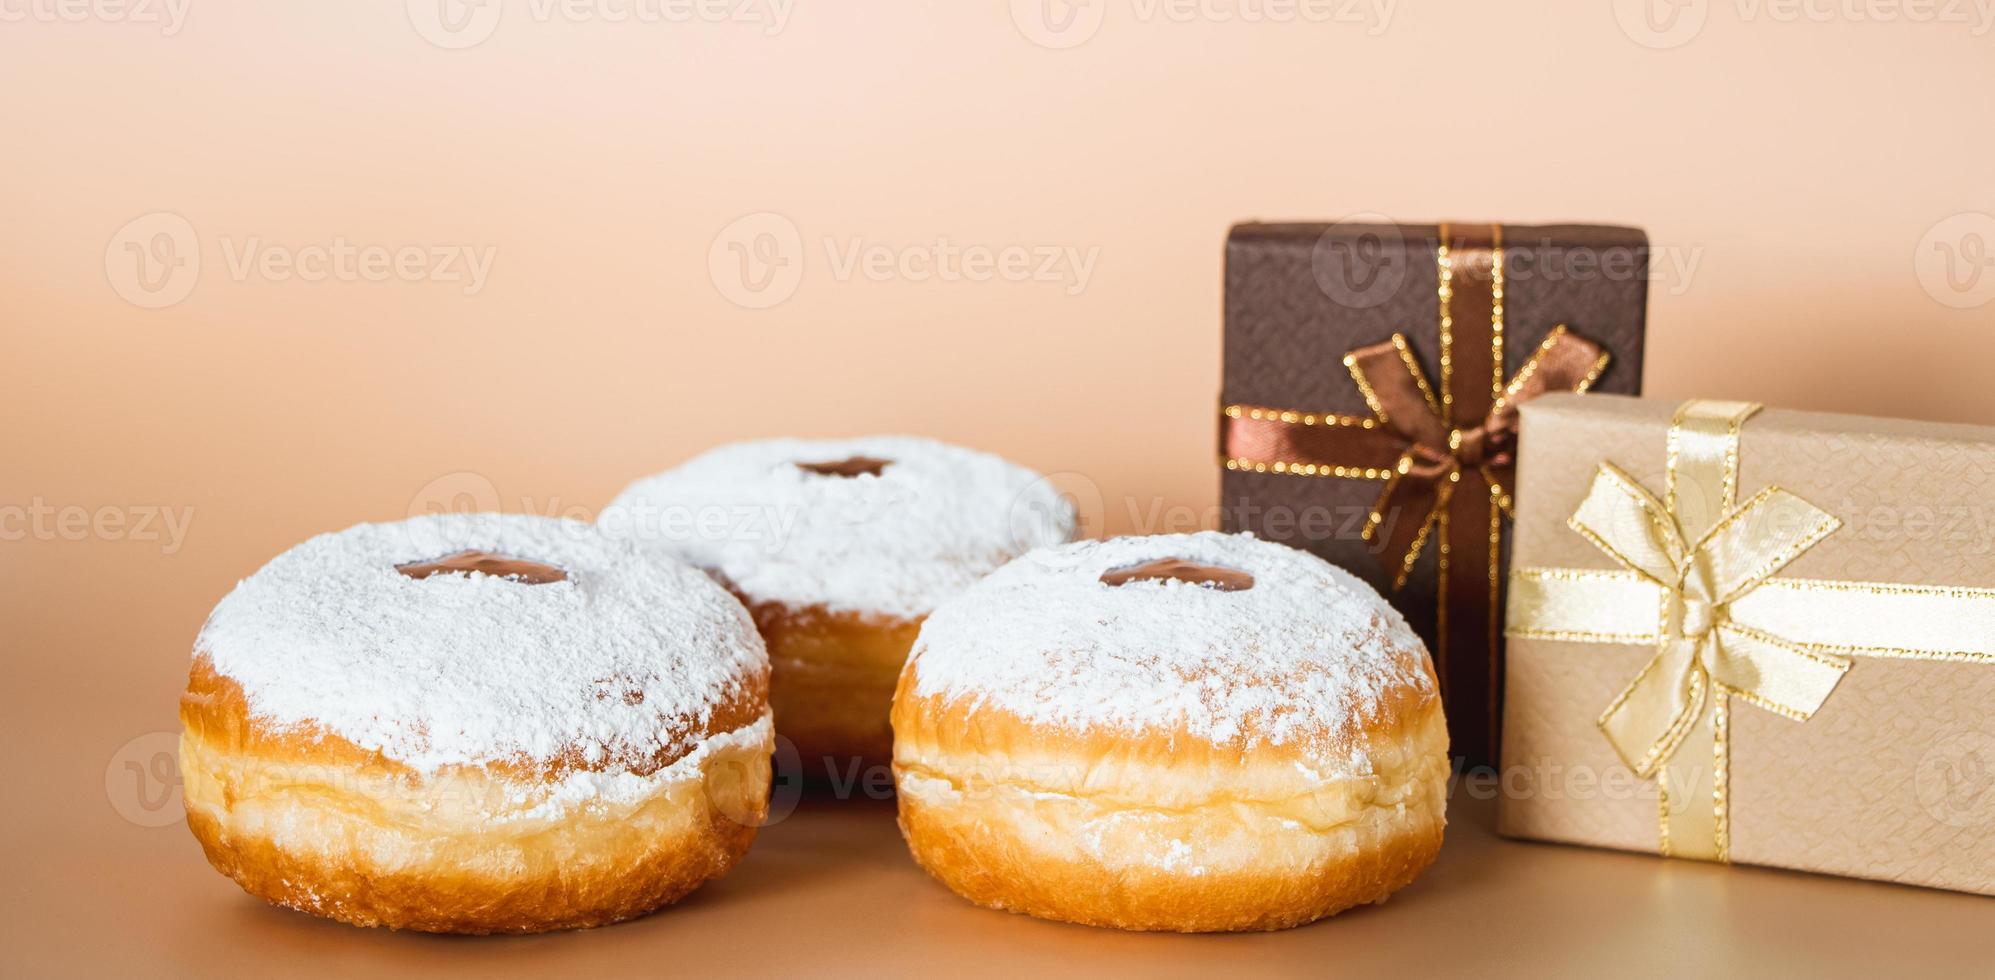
12,782,1989,978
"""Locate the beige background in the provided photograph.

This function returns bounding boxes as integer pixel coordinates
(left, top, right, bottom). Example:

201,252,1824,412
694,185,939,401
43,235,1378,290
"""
2,2,1991,973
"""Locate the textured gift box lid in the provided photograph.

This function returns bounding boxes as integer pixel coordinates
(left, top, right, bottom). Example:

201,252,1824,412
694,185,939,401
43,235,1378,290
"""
1223,223,1648,412
1498,393,1995,894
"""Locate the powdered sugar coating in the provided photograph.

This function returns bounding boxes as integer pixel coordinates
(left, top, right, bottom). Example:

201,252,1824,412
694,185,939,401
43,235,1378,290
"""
197,514,767,774
601,436,1076,620
908,532,1434,753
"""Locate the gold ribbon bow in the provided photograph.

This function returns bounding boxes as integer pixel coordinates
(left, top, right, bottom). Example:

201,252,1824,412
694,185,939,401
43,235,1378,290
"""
1509,400,1995,861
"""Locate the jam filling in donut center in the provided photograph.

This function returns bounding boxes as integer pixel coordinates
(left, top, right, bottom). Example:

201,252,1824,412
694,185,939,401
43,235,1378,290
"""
796,456,892,478
396,550,568,585
1099,558,1255,592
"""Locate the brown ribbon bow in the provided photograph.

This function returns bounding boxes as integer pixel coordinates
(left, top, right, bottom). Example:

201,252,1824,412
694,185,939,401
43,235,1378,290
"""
1343,326,1609,585
1220,226,1611,743
1222,324,1606,581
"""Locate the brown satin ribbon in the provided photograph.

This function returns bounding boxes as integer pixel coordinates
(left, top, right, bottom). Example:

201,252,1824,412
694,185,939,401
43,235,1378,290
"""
1221,224,1611,746
1346,322,1611,586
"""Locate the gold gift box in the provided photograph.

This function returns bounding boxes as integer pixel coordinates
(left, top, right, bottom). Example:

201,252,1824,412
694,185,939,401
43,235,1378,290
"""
1497,393,1995,894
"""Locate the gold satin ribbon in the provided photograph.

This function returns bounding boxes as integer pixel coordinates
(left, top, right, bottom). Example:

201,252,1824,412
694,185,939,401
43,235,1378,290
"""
1507,399,1995,861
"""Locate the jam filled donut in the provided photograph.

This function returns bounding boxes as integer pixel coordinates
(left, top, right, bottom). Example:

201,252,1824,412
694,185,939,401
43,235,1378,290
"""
178,514,772,933
891,531,1448,932
603,436,1074,771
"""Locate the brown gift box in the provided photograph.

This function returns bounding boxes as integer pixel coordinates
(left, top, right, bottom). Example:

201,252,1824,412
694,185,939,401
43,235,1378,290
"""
1219,221,1648,765
1498,393,1995,894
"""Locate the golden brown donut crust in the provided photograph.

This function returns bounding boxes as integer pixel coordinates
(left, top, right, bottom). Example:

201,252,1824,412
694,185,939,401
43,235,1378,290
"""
890,664,1449,932
895,798,1442,932
181,658,772,934
746,600,921,769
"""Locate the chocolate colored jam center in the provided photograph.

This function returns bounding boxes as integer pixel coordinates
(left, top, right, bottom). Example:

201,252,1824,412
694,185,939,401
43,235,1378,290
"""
796,456,892,478
396,550,568,585
1100,558,1254,592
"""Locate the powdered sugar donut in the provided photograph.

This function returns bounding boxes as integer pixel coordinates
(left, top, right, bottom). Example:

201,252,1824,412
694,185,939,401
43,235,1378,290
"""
603,436,1074,770
178,514,772,933
891,531,1448,932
